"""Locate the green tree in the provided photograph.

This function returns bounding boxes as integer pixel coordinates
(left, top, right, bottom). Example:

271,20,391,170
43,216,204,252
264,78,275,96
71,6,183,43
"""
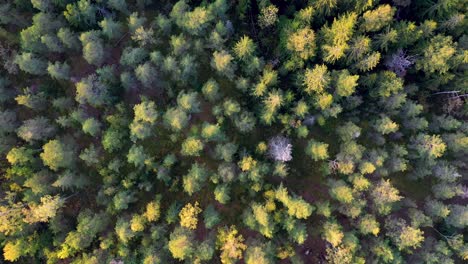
334,70,359,97
99,18,123,40
64,0,96,28
127,144,150,169
40,139,74,171
306,140,329,161
204,204,220,228
17,117,56,142
57,27,81,51
211,50,236,79
371,179,403,215
135,62,157,88
177,91,201,113
47,61,70,80
361,5,395,32
416,35,456,74
181,137,204,156
385,218,424,252
164,107,188,132
15,53,47,75
168,227,194,261
183,163,208,195
82,118,101,136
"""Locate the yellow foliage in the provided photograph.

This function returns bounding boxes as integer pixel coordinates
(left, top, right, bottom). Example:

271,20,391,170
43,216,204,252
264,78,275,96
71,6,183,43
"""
3,240,23,262
239,156,257,172
144,201,161,222
217,226,247,264
130,215,146,232
179,202,202,230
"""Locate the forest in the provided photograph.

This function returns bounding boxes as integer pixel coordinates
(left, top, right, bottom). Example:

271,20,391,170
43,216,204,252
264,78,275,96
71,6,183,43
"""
0,0,467,263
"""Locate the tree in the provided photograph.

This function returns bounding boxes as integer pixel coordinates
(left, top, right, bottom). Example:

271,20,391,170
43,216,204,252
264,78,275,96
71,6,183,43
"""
360,5,395,32
164,107,188,132
127,144,149,169
306,140,329,161
202,79,220,102
6,147,34,165
15,53,47,75
144,197,161,222
323,220,344,247
410,134,447,159
135,62,157,88
177,91,201,113
64,0,97,28
215,143,238,162
216,226,247,264
17,117,56,142
3,239,25,262
47,61,70,80
358,214,380,236
75,74,111,107
108,0,129,14
132,26,156,46
371,179,402,215
120,47,148,67
57,27,81,51
99,18,123,40
268,136,293,162
211,50,235,79
40,139,75,171
245,241,273,264
375,116,399,135
214,184,231,204
287,27,316,60
321,13,357,63
183,163,208,195
334,70,359,97
135,100,158,122
416,35,456,74
81,38,104,66
23,195,64,224
130,214,146,232
385,218,424,252
168,227,194,261
258,5,278,28
181,137,204,157
204,204,220,228
82,118,101,136
303,64,330,94
329,180,354,204
115,217,134,244
179,202,202,229
234,35,255,60
234,111,256,133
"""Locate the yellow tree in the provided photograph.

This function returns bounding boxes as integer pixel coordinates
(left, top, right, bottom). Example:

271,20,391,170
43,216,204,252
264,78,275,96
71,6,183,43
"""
179,202,202,230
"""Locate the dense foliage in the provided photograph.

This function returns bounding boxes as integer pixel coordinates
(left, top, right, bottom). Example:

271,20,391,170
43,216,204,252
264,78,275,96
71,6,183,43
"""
0,0,467,263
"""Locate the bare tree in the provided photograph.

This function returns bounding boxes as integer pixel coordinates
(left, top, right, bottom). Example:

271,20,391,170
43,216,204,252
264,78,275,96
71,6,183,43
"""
385,49,414,77
268,136,292,162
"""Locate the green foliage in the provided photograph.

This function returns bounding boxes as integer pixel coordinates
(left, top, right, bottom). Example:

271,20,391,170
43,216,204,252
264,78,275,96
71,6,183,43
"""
306,140,329,161
40,139,74,171
168,227,194,260
15,53,47,75
183,163,208,195
0,1,466,263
